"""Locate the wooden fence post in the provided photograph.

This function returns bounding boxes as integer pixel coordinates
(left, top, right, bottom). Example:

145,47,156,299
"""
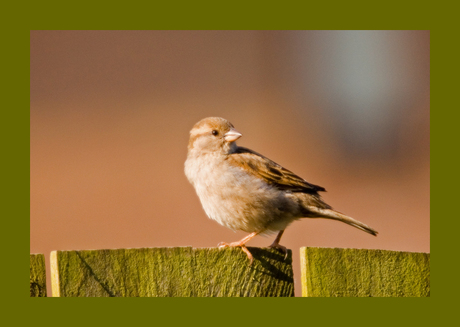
50,247,294,297
30,254,47,297
300,247,430,297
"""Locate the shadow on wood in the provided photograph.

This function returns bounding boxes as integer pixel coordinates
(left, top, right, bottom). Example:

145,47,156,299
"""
30,254,47,297
50,247,294,297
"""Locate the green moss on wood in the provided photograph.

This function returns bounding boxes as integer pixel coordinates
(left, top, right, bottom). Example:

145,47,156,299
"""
30,254,47,297
300,247,430,297
51,247,294,297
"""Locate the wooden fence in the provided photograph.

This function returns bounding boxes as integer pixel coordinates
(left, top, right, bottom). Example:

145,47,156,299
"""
30,254,47,297
30,247,429,297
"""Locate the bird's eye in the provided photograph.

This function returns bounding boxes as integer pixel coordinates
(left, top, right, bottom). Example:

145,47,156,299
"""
212,130,218,136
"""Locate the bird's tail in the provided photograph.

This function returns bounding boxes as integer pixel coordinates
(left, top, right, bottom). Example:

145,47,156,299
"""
306,207,378,236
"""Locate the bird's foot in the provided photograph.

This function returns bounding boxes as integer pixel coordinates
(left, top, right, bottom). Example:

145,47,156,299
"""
268,242,288,259
218,241,254,264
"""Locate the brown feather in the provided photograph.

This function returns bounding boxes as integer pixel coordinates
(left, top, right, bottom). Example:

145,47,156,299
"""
227,147,326,194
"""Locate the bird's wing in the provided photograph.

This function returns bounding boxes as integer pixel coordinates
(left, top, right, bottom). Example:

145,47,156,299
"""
227,147,326,194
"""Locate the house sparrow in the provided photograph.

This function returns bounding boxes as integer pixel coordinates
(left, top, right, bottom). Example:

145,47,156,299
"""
185,117,378,263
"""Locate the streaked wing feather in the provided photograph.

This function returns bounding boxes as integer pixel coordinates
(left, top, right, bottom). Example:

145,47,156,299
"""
228,147,326,194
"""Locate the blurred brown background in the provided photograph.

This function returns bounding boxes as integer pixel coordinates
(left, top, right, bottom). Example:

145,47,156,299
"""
30,30,430,296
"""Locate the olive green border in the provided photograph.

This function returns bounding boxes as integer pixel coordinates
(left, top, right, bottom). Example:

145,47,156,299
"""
7,1,442,325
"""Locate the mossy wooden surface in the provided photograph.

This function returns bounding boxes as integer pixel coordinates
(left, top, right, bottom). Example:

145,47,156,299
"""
50,247,294,297
300,247,430,297
30,254,47,297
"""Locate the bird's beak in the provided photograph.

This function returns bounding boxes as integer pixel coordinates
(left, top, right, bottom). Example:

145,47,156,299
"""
224,128,242,142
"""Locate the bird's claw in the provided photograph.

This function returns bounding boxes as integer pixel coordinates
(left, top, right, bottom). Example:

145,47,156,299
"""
217,241,230,248
268,243,288,260
217,242,254,265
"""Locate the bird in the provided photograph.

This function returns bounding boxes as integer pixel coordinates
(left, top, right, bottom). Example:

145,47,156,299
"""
184,117,378,263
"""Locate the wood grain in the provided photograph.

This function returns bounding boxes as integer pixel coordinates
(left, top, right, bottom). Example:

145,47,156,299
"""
300,247,430,297
30,254,47,297
50,247,294,297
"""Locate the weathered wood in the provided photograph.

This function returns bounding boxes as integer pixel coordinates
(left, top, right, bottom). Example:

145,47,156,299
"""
50,247,294,297
300,247,430,297
30,254,47,297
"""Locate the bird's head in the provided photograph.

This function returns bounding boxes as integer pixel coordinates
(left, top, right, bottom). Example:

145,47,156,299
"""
188,117,242,155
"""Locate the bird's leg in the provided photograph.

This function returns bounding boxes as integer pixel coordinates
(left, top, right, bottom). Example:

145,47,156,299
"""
268,230,288,258
218,232,259,264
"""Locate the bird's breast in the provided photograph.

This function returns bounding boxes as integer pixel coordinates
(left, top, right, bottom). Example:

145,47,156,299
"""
185,153,299,233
